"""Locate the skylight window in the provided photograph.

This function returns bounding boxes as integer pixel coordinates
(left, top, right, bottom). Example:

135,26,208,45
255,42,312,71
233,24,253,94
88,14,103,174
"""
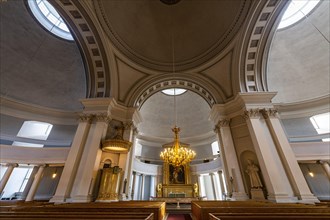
17,121,53,141
28,0,73,40
310,112,330,142
12,141,44,148
211,141,220,156
162,88,187,96
278,0,320,29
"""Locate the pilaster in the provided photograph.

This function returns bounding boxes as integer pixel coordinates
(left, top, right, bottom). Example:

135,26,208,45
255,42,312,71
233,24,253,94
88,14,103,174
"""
214,119,248,200
243,109,296,202
261,108,319,203
50,114,93,203
70,113,110,202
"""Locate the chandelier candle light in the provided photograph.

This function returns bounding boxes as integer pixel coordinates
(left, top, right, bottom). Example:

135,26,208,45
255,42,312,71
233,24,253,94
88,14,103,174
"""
160,126,196,167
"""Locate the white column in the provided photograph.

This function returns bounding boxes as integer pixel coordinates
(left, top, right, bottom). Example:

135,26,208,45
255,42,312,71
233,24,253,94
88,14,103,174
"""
70,114,109,202
244,109,296,203
209,173,217,200
50,114,92,203
198,174,205,197
150,175,156,197
319,161,330,180
131,172,137,200
261,109,319,203
215,119,248,200
25,164,46,202
0,163,18,194
140,174,145,200
21,167,39,200
218,170,226,200
121,123,137,195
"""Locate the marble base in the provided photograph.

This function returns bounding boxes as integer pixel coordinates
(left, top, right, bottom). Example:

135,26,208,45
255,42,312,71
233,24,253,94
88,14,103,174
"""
251,188,265,200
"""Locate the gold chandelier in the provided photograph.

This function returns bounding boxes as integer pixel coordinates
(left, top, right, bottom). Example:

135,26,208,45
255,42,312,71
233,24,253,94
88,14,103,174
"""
160,126,196,167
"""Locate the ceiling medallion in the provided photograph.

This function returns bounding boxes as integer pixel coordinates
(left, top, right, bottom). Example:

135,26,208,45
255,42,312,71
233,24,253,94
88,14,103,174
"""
160,0,181,5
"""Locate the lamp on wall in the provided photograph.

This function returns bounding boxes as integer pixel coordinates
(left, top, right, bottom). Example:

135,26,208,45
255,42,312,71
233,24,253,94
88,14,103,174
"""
102,126,132,153
159,11,196,167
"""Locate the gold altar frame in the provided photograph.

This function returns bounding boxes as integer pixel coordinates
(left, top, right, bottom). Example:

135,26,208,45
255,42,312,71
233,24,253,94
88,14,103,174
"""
162,162,191,185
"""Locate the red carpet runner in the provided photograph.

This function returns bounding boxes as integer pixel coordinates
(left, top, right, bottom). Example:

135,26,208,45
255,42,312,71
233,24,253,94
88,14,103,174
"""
166,214,192,220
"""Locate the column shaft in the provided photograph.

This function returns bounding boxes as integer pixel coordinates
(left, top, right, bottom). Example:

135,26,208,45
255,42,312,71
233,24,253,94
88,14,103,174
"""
140,174,145,200
209,173,217,200
50,117,92,203
216,120,248,200
218,170,226,200
263,109,319,203
319,161,330,180
0,163,18,194
25,165,46,202
70,116,109,202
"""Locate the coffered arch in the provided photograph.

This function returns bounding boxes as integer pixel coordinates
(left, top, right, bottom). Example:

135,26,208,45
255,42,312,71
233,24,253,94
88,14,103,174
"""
237,0,288,93
51,0,111,98
129,75,225,109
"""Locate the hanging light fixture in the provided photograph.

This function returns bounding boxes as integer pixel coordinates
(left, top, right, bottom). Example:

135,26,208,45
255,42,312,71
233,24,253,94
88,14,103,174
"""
159,10,196,167
102,126,132,153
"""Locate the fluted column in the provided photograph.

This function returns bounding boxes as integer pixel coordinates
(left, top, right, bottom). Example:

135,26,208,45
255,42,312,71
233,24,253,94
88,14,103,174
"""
25,164,46,202
0,163,18,194
218,170,226,200
261,109,319,203
318,161,330,180
50,114,93,203
214,119,248,200
70,113,110,202
21,167,39,200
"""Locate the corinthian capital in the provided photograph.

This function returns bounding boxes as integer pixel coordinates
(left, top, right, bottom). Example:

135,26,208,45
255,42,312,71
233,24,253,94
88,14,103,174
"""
218,119,230,127
261,108,278,119
243,108,260,120
95,113,111,123
78,113,94,123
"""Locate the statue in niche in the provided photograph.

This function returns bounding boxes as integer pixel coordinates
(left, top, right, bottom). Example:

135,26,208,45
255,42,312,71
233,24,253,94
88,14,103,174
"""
245,159,263,189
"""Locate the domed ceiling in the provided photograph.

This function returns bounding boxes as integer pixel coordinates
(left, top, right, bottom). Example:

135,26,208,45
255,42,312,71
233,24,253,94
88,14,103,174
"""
94,0,250,71
138,90,214,145
0,0,86,111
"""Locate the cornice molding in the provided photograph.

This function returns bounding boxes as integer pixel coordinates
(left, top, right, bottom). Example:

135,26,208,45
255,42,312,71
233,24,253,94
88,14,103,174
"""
80,98,142,125
274,95,330,119
0,96,79,125
209,92,276,123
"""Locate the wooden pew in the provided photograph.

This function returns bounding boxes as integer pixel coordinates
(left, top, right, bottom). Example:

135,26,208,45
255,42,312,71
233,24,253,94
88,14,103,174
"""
191,201,330,220
0,212,154,220
0,201,165,220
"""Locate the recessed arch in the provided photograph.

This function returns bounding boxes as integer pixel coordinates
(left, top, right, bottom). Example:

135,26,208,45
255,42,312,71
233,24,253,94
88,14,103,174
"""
134,79,217,109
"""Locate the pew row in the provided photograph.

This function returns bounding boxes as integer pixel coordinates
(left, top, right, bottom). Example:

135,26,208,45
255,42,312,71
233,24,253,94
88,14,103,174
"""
191,201,330,220
0,201,165,220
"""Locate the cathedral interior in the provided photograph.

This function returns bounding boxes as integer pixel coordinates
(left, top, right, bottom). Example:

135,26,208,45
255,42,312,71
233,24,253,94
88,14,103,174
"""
0,0,329,219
